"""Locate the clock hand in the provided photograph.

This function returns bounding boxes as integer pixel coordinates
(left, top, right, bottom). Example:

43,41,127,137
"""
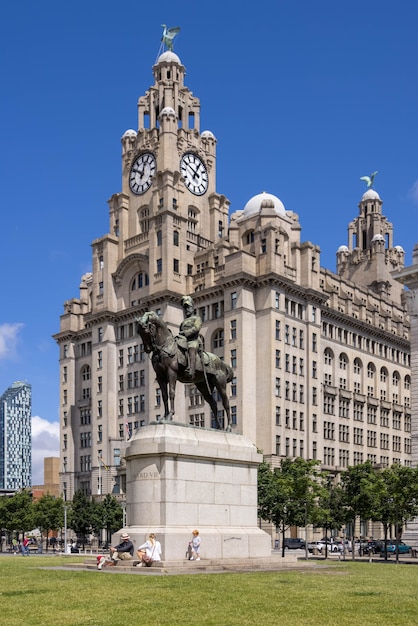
188,164,200,180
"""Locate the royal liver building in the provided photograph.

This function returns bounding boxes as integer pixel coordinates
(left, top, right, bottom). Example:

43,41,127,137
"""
54,48,410,503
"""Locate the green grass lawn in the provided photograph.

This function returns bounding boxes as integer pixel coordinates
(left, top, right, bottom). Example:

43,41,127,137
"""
0,556,417,625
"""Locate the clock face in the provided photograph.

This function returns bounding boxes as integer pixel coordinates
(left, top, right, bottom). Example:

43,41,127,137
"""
180,153,208,196
129,152,156,195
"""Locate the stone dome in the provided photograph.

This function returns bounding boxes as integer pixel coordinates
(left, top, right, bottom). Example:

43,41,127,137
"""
242,192,286,218
160,106,176,117
394,245,405,253
362,189,381,201
371,234,385,242
122,129,137,139
157,51,181,64
201,130,216,139
337,245,349,253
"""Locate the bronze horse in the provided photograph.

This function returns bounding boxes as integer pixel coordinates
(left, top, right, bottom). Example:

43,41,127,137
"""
136,311,233,431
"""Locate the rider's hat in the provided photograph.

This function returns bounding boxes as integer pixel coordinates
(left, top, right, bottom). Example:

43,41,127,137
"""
181,295,194,307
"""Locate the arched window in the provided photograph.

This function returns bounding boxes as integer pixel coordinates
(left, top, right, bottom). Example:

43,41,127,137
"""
245,230,255,244
339,353,348,370
81,365,91,381
367,363,375,378
131,272,149,291
392,371,400,386
173,231,179,246
156,230,162,246
353,358,362,375
324,348,334,366
380,367,388,383
212,329,224,349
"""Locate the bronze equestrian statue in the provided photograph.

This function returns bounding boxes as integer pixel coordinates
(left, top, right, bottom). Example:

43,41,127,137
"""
136,306,233,431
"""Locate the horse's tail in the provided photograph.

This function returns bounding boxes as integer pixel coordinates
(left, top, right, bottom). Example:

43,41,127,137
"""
225,363,234,383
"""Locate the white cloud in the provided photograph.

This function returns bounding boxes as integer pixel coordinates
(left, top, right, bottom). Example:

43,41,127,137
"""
0,323,23,360
31,415,59,486
408,180,418,203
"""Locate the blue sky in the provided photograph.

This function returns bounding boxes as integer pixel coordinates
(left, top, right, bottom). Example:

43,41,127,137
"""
1,0,417,483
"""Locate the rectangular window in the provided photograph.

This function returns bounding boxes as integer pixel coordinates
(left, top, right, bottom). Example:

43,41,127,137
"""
230,319,237,340
299,329,304,349
231,349,237,368
231,406,237,425
231,292,237,310
292,327,297,347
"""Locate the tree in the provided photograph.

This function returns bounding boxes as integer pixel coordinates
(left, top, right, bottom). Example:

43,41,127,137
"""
315,474,351,558
2,491,34,540
340,461,382,559
378,465,418,562
69,490,93,547
91,495,123,547
32,494,65,552
258,458,325,557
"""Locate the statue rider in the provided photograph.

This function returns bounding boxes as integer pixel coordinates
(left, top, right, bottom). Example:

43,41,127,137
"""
178,295,202,378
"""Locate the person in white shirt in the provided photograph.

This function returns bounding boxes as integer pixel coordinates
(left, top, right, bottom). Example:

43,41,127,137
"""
135,533,162,567
188,530,201,561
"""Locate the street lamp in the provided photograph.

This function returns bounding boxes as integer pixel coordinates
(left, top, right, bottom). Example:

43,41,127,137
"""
122,501,127,528
64,505,68,555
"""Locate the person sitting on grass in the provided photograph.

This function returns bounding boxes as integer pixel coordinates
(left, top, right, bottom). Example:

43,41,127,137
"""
97,532,134,569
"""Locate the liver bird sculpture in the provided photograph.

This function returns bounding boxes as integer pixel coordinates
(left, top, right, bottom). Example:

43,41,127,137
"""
360,171,378,188
161,24,181,51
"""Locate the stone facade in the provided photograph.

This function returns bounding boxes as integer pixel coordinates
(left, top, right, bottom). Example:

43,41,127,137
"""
392,244,418,544
54,49,411,525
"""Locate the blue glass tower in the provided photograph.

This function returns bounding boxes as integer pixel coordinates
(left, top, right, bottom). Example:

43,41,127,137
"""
0,381,32,489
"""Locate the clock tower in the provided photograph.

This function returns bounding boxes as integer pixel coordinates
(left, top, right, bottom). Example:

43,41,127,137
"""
104,50,230,305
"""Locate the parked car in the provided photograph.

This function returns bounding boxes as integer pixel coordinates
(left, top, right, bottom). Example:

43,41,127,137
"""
332,540,352,553
384,540,411,555
307,541,331,554
284,538,306,550
365,540,384,553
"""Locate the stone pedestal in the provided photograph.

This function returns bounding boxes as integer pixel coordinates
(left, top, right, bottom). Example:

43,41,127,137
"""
113,421,271,560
